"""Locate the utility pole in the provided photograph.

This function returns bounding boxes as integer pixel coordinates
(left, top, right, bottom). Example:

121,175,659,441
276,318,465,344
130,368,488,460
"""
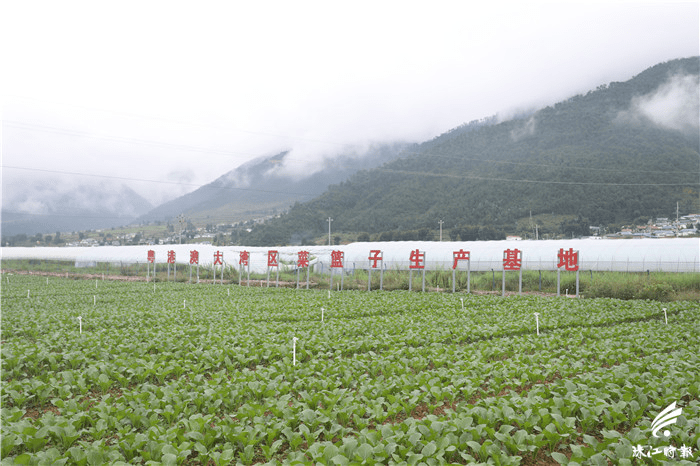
327,217,333,245
177,214,186,244
438,220,444,241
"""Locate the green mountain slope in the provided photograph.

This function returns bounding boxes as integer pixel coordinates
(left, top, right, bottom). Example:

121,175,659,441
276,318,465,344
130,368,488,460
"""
242,57,700,246
137,143,409,225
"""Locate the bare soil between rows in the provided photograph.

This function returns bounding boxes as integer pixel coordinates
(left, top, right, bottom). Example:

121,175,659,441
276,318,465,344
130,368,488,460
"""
3,268,574,298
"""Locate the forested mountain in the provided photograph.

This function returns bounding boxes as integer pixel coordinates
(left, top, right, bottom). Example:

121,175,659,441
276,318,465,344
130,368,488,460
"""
242,57,700,245
137,143,410,225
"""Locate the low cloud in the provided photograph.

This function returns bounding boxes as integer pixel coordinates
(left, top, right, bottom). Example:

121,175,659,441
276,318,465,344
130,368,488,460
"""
264,143,370,180
618,73,700,135
3,175,151,217
510,116,537,141
166,169,195,185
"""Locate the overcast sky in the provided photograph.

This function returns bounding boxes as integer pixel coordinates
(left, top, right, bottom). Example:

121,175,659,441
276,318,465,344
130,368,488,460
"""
2,1,699,210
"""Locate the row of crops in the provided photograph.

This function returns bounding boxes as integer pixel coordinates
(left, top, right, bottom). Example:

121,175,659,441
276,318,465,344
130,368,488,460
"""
1,274,699,464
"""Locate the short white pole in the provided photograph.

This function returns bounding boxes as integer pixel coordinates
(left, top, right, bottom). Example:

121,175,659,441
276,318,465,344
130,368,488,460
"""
663,308,667,325
94,295,96,306
27,289,30,298
534,312,540,336
321,307,325,323
78,316,82,334
292,337,299,366
460,297,464,311
184,299,186,309
328,290,331,299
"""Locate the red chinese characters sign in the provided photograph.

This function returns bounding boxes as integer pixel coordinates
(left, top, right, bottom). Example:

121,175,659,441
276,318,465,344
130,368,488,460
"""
239,250,250,266
214,251,223,265
331,250,344,268
452,249,470,269
297,251,310,268
368,250,383,268
189,250,199,265
557,248,579,271
167,250,176,264
409,249,425,269
267,250,279,267
147,250,155,263
503,249,522,271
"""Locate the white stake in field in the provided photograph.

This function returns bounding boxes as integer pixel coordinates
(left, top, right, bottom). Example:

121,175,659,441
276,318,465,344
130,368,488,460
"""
292,337,299,366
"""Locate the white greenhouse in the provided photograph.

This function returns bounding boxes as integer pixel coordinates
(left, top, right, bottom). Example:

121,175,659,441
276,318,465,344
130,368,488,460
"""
2,238,698,273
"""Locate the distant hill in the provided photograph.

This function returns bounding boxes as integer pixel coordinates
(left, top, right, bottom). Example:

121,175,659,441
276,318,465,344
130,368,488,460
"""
241,57,700,245
1,183,153,236
137,143,410,225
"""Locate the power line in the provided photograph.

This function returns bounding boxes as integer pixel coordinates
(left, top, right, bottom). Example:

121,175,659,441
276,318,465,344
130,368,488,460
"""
1,165,317,197
3,120,260,160
4,95,351,147
398,151,699,175
2,211,137,220
368,167,698,187
5,118,698,176
3,163,696,198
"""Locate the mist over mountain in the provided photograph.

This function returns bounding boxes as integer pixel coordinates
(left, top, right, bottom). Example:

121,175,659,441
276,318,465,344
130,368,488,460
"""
4,58,697,243
241,57,700,245
1,183,153,236
137,143,411,224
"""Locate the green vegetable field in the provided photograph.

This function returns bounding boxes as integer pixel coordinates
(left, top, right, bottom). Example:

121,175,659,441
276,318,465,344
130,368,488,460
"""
2,274,699,465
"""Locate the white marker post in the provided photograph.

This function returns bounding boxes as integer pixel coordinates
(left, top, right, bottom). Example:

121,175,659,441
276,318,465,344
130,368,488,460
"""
663,308,668,325
460,297,464,311
27,289,30,298
292,337,299,366
94,295,96,306
78,316,82,334
184,299,186,309
321,307,325,323
534,312,540,336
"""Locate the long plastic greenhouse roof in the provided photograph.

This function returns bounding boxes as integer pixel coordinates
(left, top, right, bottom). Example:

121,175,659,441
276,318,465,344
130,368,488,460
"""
3,238,698,272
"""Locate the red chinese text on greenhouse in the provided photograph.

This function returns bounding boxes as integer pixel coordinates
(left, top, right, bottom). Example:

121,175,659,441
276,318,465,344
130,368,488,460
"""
503,249,522,270
453,249,470,269
557,248,579,271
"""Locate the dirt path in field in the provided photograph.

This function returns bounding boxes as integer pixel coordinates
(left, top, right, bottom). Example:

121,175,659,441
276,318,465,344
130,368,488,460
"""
1,269,321,288
3,268,575,297
3,269,145,282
